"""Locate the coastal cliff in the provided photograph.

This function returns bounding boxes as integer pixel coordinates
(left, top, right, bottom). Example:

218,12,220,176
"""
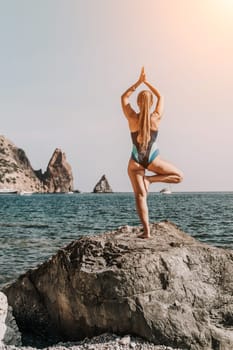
3,221,233,349
0,135,42,192
0,135,73,193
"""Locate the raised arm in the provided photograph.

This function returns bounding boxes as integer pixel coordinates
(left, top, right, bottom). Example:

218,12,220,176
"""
121,67,145,118
144,80,164,117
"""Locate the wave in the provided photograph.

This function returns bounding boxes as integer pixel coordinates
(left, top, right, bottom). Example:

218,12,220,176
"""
0,223,50,228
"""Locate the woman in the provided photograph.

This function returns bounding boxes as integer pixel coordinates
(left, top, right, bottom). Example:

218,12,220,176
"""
121,67,183,239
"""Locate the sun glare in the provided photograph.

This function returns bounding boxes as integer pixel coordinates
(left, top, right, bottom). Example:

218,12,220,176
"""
223,0,233,5
213,0,233,10
205,0,233,22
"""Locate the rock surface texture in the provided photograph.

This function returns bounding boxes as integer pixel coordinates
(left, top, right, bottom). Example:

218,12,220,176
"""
3,222,233,349
0,333,181,350
93,174,113,193
0,135,73,193
0,292,21,347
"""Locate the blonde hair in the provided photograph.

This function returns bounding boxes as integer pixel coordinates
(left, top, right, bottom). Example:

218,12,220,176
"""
137,90,153,153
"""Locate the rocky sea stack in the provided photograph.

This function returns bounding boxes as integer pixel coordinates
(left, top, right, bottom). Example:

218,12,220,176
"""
93,174,113,193
35,148,74,193
3,222,233,349
0,135,73,193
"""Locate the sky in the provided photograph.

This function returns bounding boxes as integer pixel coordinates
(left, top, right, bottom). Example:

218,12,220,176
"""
0,0,233,192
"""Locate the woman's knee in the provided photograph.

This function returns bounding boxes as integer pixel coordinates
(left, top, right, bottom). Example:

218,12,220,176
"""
135,191,147,201
175,171,184,183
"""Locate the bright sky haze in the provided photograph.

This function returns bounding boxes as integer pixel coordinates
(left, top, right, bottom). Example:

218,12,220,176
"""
1,0,233,192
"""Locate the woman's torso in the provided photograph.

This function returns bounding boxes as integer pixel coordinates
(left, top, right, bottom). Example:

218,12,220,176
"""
130,129,159,168
126,108,161,167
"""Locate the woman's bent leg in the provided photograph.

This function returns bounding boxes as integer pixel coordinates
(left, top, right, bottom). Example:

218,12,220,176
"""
128,159,150,238
145,156,183,189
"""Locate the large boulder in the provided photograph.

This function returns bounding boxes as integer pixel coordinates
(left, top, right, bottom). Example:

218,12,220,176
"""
3,222,233,349
93,174,113,193
0,292,21,347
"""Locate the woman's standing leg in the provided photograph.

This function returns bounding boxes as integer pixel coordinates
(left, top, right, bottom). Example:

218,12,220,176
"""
128,159,150,238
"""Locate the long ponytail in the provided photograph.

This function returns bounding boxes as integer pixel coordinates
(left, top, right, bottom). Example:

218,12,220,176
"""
137,90,153,153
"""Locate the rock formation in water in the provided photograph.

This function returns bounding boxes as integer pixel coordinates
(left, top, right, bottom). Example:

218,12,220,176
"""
0,135,74,193
3,221,233,349
0,292,21,347
93,174,113,193
39,148,74,193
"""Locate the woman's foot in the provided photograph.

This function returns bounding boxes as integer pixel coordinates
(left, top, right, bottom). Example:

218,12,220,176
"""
137,232,151,239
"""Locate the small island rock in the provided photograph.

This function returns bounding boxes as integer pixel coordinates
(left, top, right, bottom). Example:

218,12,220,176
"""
93,174,113,193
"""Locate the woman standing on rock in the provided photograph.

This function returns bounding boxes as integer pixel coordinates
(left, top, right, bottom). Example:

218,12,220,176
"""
121,67,183,238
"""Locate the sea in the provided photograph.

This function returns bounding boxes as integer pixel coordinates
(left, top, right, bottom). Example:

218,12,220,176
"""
0,192,233,289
